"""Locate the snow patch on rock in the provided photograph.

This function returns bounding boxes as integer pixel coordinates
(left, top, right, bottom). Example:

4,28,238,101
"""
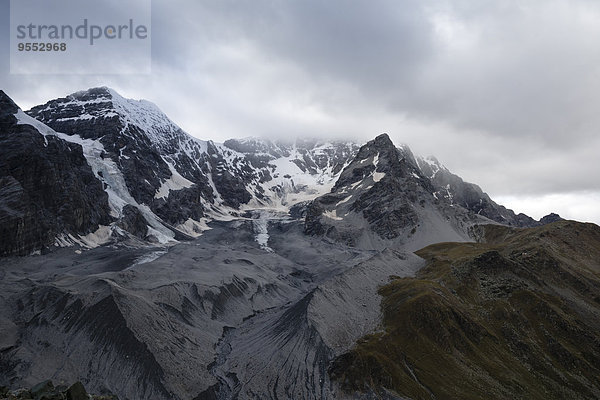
155,159,195,199
14,109,54,145
372,171,385,182
324,210,343,221
176,218,211,238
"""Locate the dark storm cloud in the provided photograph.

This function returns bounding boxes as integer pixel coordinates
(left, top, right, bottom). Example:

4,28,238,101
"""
177,0,600,146
204,1,433,87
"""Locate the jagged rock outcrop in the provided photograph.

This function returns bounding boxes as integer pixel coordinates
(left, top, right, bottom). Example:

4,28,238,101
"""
116,204,150,239
539,212,563,225
305,134,487,249
304,132,561,250
416,155,557,227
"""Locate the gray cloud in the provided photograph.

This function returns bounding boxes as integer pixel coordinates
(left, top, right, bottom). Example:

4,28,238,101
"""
1,0,599,222
187,0,600,145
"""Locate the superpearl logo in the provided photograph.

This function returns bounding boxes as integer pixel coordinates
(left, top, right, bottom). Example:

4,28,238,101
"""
10,0,151,74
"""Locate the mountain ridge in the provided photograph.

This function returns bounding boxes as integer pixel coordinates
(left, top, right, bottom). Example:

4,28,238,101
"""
0,87,591,400
330,220,600,399
0,87,562,255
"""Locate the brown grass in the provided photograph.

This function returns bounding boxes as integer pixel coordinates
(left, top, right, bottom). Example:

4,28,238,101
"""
330,221,600,400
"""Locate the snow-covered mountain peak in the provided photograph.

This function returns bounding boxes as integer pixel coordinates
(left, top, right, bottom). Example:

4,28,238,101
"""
31,86,118,121
104,88,188,147
416,155,448,179
224,136,359,163
330,133,411,193
27,87,194,150
351,133,398,165
224,137,292,158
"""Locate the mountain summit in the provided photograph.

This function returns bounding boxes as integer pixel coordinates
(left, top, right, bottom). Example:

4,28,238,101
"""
28,87,187,149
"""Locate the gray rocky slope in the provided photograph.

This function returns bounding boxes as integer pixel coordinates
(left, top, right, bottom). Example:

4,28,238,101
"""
0,88,562,399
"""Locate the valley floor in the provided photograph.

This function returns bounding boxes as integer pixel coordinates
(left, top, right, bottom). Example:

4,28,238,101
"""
0,215,423,400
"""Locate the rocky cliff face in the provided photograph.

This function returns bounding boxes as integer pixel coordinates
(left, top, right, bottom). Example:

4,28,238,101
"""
0,91,112,256
27,87,219,227
304,134,491,250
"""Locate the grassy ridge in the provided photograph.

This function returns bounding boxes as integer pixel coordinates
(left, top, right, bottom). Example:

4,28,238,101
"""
330,221,600,399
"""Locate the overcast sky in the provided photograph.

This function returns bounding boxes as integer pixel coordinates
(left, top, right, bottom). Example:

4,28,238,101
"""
1,0,598,224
